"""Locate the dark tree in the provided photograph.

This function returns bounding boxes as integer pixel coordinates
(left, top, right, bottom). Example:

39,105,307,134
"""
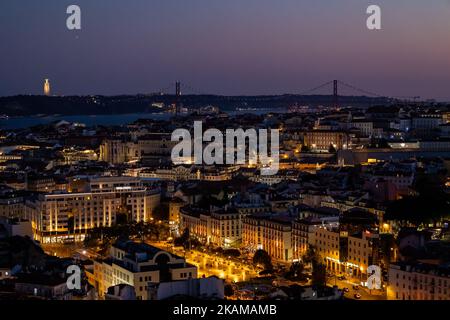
67,216,75,234
302,245,319,265
286,262,305,280
253,249,273,271
224,284,234,297
328,144,336,153
152,203,168,221
223,249,241,257
116,213,128,225
174,228,190,249
311,262,327,287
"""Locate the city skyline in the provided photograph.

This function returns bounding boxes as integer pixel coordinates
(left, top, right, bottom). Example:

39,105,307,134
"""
1,0,450,308
1,1,450,100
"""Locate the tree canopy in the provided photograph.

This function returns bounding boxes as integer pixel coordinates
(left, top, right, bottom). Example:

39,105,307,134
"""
253,249,273,271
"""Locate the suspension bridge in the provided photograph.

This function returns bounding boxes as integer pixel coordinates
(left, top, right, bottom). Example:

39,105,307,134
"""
150,80,420,102
149,80,420,114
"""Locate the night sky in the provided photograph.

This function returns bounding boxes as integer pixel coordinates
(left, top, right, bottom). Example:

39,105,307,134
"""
1,0,450,100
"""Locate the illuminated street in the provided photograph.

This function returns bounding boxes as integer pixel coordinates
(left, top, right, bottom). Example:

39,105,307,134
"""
148,241,259,283
327,275,386,300
42,243,86,258
1,0,450,309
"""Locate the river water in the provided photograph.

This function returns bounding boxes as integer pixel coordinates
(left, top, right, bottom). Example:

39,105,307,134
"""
0,109,286,130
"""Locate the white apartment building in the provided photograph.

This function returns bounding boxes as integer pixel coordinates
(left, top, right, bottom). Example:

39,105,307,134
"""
312,224,341,272
350,120,374,137
292,216,339,261
388,262,450,300
310,224,378,278
179,207,210,243
242,214,294,262
292,218,319,260
209,208,241,247
347,231,379,277
179,206,242,248
27,177,160,243
89,240,197,300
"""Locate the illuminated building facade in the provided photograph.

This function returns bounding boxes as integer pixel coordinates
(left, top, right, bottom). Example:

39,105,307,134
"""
388,262,450,300
99,134,175,165
303,130,350,151
88,240,197,300
27,177,160,243
209,208,241,247
242,214,293,262
179,206,210,243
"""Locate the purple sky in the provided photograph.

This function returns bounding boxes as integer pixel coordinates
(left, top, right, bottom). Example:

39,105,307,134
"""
1,0,450,100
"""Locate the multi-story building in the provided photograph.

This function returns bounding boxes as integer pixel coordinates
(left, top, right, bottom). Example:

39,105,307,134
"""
0,191,26,219
411,114,443,130
179,198,269,248
291,216,339,261
209,207,241,247
303,130,350,151
27,176,160,243
138,166,200,181
61,148,98,164
179,206,242,248
135,165,237,182
179,206,210,243
346,231,380,278
149,276,224,300
250,169,299,186
241,214,265,252
99,134,175,165
321,198,385,224
27,176,56,193
260,215,294,262
388,262,450,300
242,213,294,262
307,220,379,279
89,240,197,300
234,201,270,216
312,224,341,272
367,172,414,195
169,197,185,223
243,212,347,265
0,154,22,163
15,274,72,300
349,120,374,137
292,217,319,260
0,216,33,238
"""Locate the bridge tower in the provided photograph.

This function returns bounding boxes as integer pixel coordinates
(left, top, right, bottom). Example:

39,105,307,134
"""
175,81,181,115
333,79,338,108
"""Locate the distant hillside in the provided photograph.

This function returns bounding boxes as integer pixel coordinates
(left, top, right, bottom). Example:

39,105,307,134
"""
0,94,392,116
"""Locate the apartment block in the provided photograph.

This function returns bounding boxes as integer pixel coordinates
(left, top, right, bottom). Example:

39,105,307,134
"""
388,262,450,300
27,177,160,243
89,240,197,300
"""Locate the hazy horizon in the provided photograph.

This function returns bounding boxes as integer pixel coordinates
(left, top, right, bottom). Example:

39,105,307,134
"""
1,1,450,100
